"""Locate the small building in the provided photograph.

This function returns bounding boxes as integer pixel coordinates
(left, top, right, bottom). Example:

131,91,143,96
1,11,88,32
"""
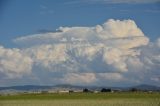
58,90,69,93
94,90,100,93
73,90,83,93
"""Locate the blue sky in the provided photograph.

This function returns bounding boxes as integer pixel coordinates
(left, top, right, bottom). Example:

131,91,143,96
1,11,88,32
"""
0,0,160,87
0,0,160,47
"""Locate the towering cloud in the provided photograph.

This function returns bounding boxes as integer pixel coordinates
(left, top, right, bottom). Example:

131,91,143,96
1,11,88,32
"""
0,46,33,78
0,19,159,86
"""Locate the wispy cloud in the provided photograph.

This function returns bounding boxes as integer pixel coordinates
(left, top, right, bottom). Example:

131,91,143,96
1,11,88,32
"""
144,9,160,13
86,0,160,4
64,0,160,4
36,29,57,33
39,5,54,15
105,0,159,4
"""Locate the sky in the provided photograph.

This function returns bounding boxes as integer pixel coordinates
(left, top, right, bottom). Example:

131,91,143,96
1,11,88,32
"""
0,0,160,87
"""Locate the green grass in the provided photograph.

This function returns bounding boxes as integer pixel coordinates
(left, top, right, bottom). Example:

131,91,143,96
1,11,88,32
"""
0,92,160,100
0,92,160,106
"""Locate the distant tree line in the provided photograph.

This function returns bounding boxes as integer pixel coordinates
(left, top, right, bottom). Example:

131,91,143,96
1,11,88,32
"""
82,88,146,93
83,88,112,93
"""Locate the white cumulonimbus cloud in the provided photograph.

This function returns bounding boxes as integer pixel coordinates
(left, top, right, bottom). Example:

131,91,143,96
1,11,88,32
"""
0,19,159,86
0,46,33,78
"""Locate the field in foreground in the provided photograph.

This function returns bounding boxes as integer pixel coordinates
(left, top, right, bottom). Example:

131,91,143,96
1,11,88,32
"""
0,92,160,106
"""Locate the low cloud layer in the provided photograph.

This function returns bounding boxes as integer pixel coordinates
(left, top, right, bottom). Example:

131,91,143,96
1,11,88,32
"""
0,19,160,86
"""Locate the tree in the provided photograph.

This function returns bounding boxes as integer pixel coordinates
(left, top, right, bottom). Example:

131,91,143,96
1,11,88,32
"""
130,88,138,92
101,88,111,92
69,90,74,93
83,88,89,92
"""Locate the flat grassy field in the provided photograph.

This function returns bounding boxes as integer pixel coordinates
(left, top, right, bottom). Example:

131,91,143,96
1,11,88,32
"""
0,92,160,106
